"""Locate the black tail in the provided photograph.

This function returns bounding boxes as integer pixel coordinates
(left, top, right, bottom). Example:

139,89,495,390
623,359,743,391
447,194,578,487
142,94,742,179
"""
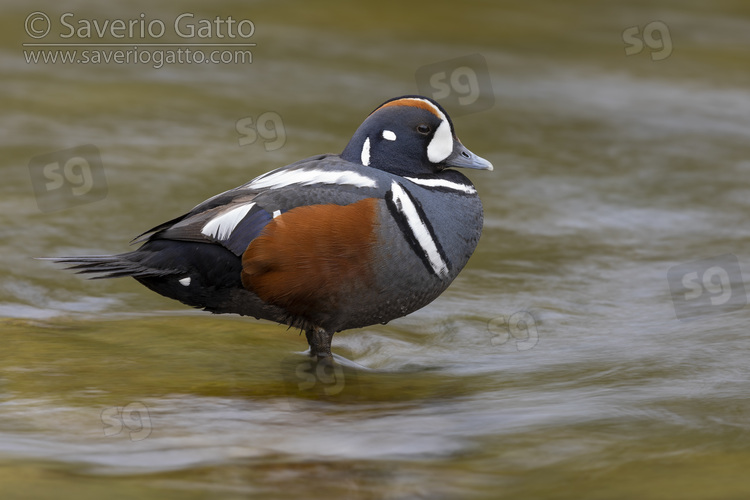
39,253,180,280
42,240,246,313
44,240,248,314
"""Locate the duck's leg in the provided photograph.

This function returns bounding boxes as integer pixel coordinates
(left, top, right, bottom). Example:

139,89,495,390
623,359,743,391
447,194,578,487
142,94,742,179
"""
305,327,334,361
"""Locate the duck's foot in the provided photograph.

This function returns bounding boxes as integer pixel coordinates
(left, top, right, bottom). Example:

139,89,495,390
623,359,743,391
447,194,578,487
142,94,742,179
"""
305,327,334,363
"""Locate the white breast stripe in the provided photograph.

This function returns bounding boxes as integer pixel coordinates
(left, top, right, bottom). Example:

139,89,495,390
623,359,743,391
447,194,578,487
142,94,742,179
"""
201,202,256,241
390,181,449,278
248,168,378,190
405,177,476,194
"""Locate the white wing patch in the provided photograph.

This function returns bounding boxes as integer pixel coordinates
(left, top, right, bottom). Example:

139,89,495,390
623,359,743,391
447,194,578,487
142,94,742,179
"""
389,181,449,278
179,277,191,286
361,137,371,166
201,202,256,241
405,176,476,194
382,130,397,141
248,167,377,190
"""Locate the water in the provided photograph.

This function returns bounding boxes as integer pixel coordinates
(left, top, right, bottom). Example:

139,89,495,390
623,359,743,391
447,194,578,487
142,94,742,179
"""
3,1,750,498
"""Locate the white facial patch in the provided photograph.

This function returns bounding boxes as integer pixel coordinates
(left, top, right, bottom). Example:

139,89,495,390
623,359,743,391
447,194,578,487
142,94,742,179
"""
384,97,453,163
405,176,476,194
179,277,191,286
426,119,453,164
388,181,449,278
248,167,378,190
382,130,397,141
201,202,256,241
361,137,371,166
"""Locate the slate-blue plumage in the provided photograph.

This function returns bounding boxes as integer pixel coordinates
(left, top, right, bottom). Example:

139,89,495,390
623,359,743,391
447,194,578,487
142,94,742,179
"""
50,96,493,360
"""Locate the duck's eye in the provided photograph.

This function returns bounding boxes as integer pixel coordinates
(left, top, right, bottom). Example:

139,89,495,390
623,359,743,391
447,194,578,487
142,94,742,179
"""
416,124,431,135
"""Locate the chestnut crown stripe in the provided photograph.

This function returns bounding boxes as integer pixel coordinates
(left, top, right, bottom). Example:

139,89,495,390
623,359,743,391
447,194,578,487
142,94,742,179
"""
374,98,446,120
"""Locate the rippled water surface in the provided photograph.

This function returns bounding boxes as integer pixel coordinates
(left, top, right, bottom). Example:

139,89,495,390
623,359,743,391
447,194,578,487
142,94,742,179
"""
3,1,750,498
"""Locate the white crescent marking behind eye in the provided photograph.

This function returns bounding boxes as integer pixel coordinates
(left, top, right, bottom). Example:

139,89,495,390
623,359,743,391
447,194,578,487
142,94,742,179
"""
382,130,397,141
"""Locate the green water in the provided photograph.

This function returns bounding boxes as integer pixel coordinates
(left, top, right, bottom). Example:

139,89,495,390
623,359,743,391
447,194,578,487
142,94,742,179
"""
3,1,750,498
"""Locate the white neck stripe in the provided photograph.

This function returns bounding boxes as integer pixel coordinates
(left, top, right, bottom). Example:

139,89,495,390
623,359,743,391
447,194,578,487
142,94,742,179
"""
404,177,476,194
361,137,371,166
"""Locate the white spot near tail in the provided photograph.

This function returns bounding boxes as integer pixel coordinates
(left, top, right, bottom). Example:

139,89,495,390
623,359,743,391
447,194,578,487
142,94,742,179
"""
382,130,397,141
389,181,448,278
361,137,371,166
179,277,191,286
272,210,281,218
201,202,256,241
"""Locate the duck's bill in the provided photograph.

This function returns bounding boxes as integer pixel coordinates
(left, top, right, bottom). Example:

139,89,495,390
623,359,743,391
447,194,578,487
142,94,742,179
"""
443,142,493,171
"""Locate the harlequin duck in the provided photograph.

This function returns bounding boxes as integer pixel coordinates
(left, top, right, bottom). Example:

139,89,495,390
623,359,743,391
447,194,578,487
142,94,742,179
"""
50,95,493,361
